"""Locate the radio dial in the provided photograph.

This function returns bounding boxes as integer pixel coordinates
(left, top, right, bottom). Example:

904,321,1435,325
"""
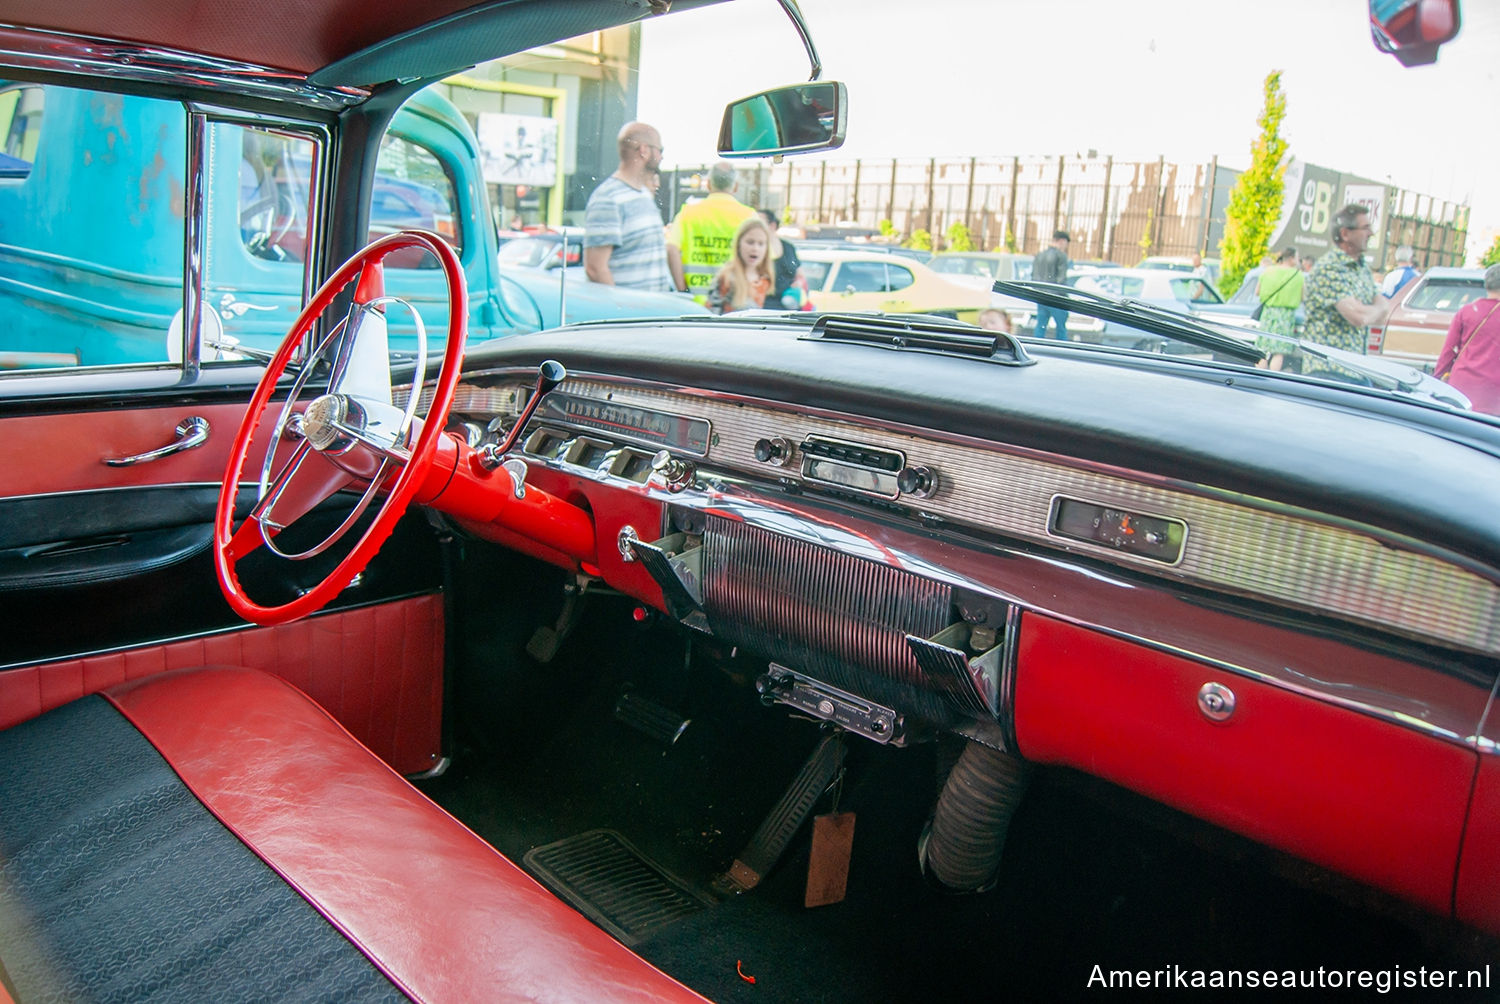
897,465,939,498
753,436,793,466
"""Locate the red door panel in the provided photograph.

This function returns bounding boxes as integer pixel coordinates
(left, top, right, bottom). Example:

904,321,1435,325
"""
0,593,444,775
0,401,273,497
1014,612,1478,918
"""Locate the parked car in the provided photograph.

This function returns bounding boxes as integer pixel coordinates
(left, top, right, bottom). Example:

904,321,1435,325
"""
1075,266,1257,332
797,247,991,321
1,2,1497,1003
927,251,1034,288
495,229,585,270
1138,254,1222,287
1368,265,1487,369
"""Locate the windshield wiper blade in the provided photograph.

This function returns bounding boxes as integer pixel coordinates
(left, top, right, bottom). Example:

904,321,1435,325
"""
995,280,1264,363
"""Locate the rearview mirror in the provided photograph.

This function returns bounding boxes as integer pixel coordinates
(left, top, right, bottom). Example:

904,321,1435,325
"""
717,82,847,159
1369,0,1461,66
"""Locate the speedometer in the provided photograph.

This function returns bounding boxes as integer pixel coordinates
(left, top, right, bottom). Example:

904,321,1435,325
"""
537,392,711,456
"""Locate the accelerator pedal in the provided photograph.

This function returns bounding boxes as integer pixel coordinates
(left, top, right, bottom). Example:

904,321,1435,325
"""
713,731,846,895
612,689,691,746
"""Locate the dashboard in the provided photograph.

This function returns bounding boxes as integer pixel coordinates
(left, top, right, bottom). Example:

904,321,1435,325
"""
414,316,1500,929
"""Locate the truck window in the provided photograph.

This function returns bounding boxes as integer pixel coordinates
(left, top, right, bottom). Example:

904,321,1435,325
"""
374,135,462,266
0,84,186,370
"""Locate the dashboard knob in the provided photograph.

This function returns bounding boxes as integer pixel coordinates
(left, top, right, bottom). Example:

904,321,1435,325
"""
897,464,939,498
650,450,695,492
753,436,793,466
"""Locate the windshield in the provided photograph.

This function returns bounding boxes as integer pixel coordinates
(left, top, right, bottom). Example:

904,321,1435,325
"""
392,0,1492,419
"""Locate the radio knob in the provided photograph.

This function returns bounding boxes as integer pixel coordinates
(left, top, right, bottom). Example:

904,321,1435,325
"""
897,464,938,498
753,436,793,466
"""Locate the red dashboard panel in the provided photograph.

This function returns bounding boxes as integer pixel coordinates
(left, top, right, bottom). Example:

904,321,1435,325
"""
0,594,444,774
1013,612,1478,918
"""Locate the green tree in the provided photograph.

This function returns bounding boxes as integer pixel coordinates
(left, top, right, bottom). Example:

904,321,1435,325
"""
906,228,932,251
878,218,897,240
1481,234,1500,268
1138,207,1155,259
1218,71,1289,298
945,222,974,252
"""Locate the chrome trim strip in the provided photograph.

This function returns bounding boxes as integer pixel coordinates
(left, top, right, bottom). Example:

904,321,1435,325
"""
182,111,207,382
998,604,1023,752
0,482,235,504
0,25,367,110
470,369,1500,658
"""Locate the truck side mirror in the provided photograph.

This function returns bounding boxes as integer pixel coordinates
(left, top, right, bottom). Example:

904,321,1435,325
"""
717,82,847,159
1370,0,1461,66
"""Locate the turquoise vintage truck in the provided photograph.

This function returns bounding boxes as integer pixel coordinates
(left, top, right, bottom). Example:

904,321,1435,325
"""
0,85,696,368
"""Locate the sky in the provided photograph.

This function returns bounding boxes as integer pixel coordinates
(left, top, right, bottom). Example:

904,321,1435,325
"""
638,0,1499,261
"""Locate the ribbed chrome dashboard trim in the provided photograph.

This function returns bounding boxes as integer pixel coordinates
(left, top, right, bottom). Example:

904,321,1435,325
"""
690,494,1492,753
460,372,1500,658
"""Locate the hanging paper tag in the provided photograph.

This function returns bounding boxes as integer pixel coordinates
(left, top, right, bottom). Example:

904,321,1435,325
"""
804,811,856,908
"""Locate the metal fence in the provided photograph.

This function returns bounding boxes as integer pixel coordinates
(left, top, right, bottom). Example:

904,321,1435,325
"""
662,156,1469,271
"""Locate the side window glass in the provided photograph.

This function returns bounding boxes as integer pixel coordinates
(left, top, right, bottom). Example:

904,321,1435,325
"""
1171,277,1218,304
842,261,891,293
0,86,42,175
0,84,185,370
886,265,914,292
374,135,462,267
203,123,318,361
800,260,830,289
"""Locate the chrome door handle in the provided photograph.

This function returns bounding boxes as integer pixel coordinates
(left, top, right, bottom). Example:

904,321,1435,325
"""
104,416,211,467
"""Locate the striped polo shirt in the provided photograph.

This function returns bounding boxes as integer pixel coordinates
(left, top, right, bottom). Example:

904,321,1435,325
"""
583,176,672,292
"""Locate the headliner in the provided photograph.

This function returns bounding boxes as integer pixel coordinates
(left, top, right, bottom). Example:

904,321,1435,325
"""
0,0,700,87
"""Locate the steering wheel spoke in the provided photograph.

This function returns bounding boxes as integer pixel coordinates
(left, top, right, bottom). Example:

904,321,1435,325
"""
215,231,467,625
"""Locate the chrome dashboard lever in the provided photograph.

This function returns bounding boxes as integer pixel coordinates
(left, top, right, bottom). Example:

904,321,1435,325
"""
492,359,565,456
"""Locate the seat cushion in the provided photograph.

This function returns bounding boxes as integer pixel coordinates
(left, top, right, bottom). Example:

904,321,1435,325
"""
1,666,707,1003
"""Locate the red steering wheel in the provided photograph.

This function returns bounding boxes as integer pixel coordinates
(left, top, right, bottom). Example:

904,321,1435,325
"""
215,231,467,626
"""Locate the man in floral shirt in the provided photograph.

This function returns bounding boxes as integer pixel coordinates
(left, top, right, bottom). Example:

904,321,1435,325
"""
1303,204,1392,355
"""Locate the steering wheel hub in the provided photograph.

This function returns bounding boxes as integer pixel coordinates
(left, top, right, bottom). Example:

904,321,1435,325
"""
302,393,349,452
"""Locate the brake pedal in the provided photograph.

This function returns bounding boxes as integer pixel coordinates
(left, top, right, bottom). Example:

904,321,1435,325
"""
714,731,846,895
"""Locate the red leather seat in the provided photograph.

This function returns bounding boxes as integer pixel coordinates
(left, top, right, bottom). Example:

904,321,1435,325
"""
103,666,707,1003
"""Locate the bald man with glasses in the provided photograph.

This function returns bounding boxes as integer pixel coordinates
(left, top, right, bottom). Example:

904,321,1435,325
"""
584,121,677,292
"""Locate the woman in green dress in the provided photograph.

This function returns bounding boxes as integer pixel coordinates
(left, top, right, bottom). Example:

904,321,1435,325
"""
1255,247,1304,369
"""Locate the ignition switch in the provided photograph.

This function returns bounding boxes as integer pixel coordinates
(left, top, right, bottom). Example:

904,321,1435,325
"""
651,450,695,492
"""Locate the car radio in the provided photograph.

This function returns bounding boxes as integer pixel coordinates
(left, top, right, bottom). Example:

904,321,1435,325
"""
799,435,905,499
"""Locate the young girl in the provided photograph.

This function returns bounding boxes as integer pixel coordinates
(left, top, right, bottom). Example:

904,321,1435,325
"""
707,215,773,314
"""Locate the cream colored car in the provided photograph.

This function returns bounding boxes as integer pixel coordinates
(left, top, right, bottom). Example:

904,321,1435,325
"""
797,247,993,323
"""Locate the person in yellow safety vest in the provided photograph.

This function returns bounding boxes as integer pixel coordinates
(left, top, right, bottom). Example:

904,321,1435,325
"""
667,161,756,303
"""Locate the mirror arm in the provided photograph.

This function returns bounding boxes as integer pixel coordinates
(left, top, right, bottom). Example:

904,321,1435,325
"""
775,0,822,81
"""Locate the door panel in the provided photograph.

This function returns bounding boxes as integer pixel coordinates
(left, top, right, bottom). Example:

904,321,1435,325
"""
0,393,448,771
